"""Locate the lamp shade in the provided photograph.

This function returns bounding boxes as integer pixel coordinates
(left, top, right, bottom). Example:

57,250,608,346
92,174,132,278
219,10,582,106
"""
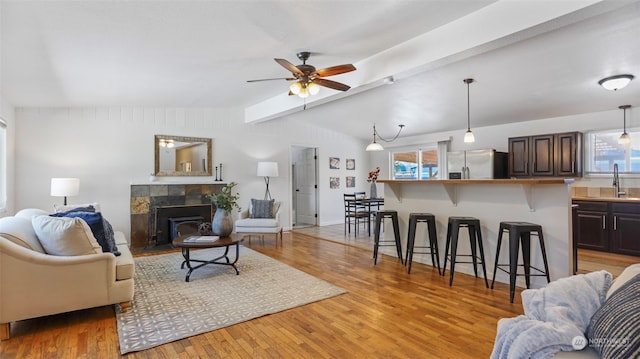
257,162,279,177
50,178,80,197
366,142,384,151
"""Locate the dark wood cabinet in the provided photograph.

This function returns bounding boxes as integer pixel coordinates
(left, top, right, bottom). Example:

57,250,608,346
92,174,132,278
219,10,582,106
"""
573,201,609,251
610,203,640,256
531,134,554,176
573,200,640,256
508,136,529,177
508,131,582,177
555,132,582,176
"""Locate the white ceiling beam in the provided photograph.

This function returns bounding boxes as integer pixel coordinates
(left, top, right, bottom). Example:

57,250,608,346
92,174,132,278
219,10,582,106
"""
245,0,613,124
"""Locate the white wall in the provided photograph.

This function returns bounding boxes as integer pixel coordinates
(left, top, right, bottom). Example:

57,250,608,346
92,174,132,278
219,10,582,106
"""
14,107,373,238
0,94,15,216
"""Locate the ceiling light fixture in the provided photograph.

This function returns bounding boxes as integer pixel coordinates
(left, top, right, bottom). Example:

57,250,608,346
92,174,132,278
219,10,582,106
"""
365,124,405,151
618,105,632,144
598,74,634,91
463,78,475,143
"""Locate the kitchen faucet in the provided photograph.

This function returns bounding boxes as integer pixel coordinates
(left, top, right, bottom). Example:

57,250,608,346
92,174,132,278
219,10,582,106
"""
613,163,626,198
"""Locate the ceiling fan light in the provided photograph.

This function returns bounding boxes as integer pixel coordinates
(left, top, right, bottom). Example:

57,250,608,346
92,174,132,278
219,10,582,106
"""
464,130,475,143
308,82,320,95
599,74,634,91
366,141,384,151
298,87,309,98
289,82,302,95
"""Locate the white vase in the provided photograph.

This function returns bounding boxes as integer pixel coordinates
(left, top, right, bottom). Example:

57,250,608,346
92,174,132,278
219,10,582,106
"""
370,181,378,199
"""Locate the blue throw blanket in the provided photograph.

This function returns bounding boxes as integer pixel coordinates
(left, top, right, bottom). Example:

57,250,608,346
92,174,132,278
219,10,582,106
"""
491,270,612,359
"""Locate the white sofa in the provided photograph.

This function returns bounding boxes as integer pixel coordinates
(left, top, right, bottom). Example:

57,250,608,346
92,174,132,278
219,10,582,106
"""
235,200,283,245
0,208,134,340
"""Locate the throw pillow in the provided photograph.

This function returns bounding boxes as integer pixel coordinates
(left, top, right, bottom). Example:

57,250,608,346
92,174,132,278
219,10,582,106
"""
587,273,640,359
250,198,274,218
51,211,120,256
101,217,121,256
32,215,101,256
50,205,96,216
54,202,101,214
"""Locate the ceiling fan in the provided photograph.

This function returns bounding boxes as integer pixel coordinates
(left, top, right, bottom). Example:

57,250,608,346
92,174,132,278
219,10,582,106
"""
247,52,356,98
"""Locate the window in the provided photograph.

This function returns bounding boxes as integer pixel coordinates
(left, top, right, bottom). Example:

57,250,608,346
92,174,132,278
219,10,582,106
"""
586,129,640,174
0,119,6,211
392,147,440,180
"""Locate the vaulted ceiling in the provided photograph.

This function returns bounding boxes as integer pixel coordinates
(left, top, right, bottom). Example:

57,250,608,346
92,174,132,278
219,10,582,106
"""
2,1,639,140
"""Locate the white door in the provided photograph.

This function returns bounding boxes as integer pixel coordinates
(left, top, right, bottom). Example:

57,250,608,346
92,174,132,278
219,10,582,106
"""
293,147,317,226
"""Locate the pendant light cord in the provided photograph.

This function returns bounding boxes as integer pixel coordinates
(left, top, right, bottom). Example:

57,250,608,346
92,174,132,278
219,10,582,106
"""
374,124,405,142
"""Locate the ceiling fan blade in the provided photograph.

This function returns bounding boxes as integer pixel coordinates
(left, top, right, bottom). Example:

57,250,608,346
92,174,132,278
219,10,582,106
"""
312,64,356,77
247,77,295,83
274,58,305,77
313,78,351,92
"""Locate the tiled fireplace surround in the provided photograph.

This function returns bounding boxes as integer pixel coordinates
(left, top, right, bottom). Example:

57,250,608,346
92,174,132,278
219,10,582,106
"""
130,183,226,250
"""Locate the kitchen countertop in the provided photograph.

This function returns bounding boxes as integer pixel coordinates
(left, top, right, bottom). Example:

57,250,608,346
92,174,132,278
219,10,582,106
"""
572,196,640,203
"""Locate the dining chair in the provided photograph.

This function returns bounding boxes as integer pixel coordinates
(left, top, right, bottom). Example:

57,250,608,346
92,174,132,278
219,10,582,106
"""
344,193,369,235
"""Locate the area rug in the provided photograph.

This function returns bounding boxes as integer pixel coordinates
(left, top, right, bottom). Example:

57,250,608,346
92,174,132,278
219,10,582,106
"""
116,246,346,354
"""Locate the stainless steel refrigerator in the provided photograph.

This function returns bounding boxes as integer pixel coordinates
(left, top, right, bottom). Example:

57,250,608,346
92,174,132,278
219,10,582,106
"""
447,149,508,179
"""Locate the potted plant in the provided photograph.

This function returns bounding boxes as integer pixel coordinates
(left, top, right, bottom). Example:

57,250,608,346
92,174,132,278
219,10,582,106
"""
205,182,240,236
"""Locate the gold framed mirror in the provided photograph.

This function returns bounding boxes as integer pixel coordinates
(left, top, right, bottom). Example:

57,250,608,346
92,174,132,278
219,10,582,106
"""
154,135,212,176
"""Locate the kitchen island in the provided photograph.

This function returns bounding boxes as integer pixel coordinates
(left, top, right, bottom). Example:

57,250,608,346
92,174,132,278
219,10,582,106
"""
377,178,574,288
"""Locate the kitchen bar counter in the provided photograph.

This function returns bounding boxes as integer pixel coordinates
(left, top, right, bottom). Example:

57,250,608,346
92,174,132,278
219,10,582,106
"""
572,196,640,203
378,178,574,211
377,179,574,288
378,178,572,185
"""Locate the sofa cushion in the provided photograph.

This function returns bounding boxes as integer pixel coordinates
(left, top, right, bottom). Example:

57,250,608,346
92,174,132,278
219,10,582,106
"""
15,208,49,220
0,216,46,253
236,217,279,228
250,198,274,218
50,211,121,256
32,215,102,256
587,273,640,359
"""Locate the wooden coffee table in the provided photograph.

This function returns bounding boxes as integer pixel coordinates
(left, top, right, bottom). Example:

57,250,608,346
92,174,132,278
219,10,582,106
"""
172,233,243,282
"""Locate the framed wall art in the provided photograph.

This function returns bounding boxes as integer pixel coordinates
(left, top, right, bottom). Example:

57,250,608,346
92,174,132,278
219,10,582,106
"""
346,176,355,188
346,158,355,170
329,157,340,169
330,177,340,189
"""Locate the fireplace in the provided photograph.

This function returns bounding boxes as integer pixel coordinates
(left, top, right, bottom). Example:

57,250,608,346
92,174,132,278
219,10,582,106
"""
153,205,212,246
130,183,226,250
169,216,204,240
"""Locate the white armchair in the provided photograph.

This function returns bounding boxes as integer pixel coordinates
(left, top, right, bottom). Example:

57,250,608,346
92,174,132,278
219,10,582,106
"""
235,200,283,245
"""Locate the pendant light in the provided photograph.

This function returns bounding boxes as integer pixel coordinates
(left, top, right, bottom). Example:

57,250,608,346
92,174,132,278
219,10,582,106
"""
365,124,405,151
463,78,475,143
618,105,631,144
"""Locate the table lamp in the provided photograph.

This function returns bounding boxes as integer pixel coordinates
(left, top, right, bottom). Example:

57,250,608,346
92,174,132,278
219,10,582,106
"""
50,178,80,205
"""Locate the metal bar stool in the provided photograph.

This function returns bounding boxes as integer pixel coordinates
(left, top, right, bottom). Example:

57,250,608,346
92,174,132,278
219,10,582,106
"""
373,210,403,265
491,221,551,303
442,216,488,287
405,213,441,275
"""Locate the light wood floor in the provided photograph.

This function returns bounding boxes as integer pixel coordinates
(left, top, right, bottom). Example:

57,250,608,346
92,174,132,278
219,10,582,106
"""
1,225,636,358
